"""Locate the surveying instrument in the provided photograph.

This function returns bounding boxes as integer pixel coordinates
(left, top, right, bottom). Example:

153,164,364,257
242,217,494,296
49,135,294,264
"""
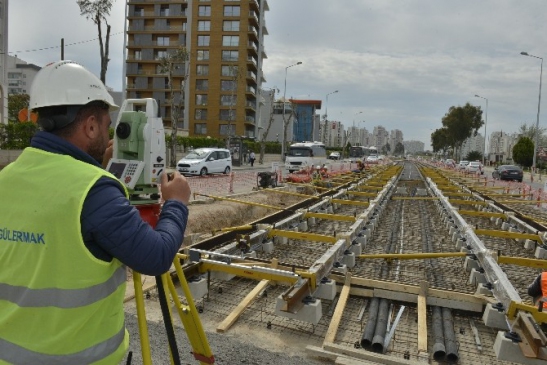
106,99,214,364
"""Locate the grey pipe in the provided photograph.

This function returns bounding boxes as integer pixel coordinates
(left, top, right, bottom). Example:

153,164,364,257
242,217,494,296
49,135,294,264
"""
431,306,446,360
442,307,459,362
371,298,390,353
361,297,379,347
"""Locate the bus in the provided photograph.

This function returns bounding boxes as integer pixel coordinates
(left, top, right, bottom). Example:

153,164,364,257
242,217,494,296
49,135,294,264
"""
285,141,327,173
349,146,378,161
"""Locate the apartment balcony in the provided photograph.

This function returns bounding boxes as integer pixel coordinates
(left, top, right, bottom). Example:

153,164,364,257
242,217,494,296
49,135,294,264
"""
128,25,186,32
128,0,187,3
249,0,259,11
261,46,267,59
248,11,259,26
127,40,185,47
246,56,257,70
245,100,256,111
247,25,258,40
244,116,256,125
129,10,187,18
245,85,256,96
247,41,258,55
246,71,256,82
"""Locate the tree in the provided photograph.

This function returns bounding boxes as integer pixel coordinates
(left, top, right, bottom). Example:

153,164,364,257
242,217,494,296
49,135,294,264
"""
381,143,391,155
513,136,534,167
77,0,114,84
8,94,30,122
440,103,483,159
518,123,547,149
431,128,450,155
465,150,482,161
394,142,405,156
159,47,190,167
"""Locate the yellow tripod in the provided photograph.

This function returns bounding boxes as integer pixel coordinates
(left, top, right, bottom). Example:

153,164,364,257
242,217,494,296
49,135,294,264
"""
132,253,214,364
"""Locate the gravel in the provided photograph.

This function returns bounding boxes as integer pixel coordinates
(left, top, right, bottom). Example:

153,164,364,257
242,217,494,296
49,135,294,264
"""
124,302,330,365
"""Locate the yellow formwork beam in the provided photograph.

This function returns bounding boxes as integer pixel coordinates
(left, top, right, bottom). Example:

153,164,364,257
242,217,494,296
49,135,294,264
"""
218,224,254,233
262,188,320,199
481,193,523,198
443,192,474,197
498,256,547,269
390,197,440,200
199,260,301,286
303,211,357,222
458,210,507,219
346,191,377,198
449,199,489,206
358,252,467,260
507,301,547,324
474,228,541,242
268,228,339,244
331,199,370,207
496,200,547,204
283,182,331,191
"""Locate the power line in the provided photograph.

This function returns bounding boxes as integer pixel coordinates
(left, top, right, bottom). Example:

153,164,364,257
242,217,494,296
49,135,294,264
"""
7,31,124,55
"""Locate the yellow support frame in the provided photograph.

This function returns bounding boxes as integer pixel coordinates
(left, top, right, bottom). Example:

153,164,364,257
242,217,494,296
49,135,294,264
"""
498,256,547,270
507,301,547,324
474,228,542,242
458,210,507,219
346,191,377,198
449,199,489,206
303,211,357,222
331,198,370,207
358,252,467,260
268,228,339,244
390,197,440,200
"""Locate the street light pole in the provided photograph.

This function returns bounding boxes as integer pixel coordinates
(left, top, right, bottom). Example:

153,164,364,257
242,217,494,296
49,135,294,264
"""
323,90,339,144
521,52,543,171
474,94,488,165
352,111,363,146
281,61,302,160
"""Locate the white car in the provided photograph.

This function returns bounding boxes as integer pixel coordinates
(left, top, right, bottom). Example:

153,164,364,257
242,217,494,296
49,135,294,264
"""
328,152,341,160
457,160,469,170
366,155,379,164
177,148,232,176
465,161,483,174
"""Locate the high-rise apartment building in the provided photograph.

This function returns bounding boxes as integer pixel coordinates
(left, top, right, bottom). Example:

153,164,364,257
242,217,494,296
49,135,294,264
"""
125,0,268,138
7,55,41,95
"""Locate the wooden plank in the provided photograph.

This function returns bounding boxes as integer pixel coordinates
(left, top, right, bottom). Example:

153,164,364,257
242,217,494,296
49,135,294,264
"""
330,274,487,306
324,272,352,345
216,259,278,333
323,342,423,365
417,281,428,353
373,288,484,312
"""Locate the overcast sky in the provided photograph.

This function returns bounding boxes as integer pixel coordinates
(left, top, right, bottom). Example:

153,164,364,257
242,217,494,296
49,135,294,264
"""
9,0,547,148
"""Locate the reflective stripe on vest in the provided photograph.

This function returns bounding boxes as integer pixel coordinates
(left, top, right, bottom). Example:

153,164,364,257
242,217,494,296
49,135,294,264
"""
0,266,126,308
0,326,125,365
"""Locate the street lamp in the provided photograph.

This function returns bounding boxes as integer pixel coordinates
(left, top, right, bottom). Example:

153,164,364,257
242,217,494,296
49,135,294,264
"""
474,94,488,165
521,51,543,171
281,61,302,160
322,90,339,144
352,111,363,145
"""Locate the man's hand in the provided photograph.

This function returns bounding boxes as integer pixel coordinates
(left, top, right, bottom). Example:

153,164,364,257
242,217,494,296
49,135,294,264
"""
102,139,114,169
160,171,191,205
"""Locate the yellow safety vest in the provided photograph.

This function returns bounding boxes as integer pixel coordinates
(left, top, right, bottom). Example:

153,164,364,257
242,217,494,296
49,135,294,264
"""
0,148,129,364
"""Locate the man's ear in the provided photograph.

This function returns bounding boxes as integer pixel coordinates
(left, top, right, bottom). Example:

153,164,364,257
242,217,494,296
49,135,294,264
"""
82,114,100,139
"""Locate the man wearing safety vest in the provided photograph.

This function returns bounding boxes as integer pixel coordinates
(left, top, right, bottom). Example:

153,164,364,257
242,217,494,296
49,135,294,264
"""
0,61,191,364
528,272,547,308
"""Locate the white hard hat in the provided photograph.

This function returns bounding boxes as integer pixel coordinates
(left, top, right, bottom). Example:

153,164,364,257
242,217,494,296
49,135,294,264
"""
29,60,118,111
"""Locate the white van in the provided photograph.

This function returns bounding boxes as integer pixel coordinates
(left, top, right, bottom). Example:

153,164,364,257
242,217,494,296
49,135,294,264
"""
285,141,327,173
177,148,232,176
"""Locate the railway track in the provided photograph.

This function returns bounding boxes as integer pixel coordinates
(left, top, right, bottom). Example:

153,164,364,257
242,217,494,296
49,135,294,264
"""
175,161,547,364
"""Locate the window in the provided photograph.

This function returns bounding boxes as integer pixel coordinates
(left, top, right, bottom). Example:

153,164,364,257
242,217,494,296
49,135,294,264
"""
198,20,210,31
220,110,236,121
134,7,144,16
157,36,169,46
224,6,240,16
155,50,168,60
196,80,209,91
197,50,209,61
221,50,239,61
219,124,236,136
160,6,169,16
221,65,239,77
194,123,207,135
134,50,142,60
223,21,239,31
198,35,210,46
221,95,237,106
221,80,237,91
196,65,209,76
198,6,211,16
222,36,239,47
196,94,208,106
195,109,208,120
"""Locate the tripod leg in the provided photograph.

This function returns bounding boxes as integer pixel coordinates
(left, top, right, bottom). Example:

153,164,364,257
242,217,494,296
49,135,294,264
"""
156,274,182,365
133,271,152,365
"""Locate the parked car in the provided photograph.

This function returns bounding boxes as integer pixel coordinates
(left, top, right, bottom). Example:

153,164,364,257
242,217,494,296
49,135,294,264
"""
328,152,341,160
457,160,469,170
465,161,483,174
492,165,523,182
177,148,232,176
366,155,379,164
444,159,456,167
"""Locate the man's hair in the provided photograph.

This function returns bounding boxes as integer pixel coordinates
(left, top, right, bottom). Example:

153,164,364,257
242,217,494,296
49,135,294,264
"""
45,101,110,138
